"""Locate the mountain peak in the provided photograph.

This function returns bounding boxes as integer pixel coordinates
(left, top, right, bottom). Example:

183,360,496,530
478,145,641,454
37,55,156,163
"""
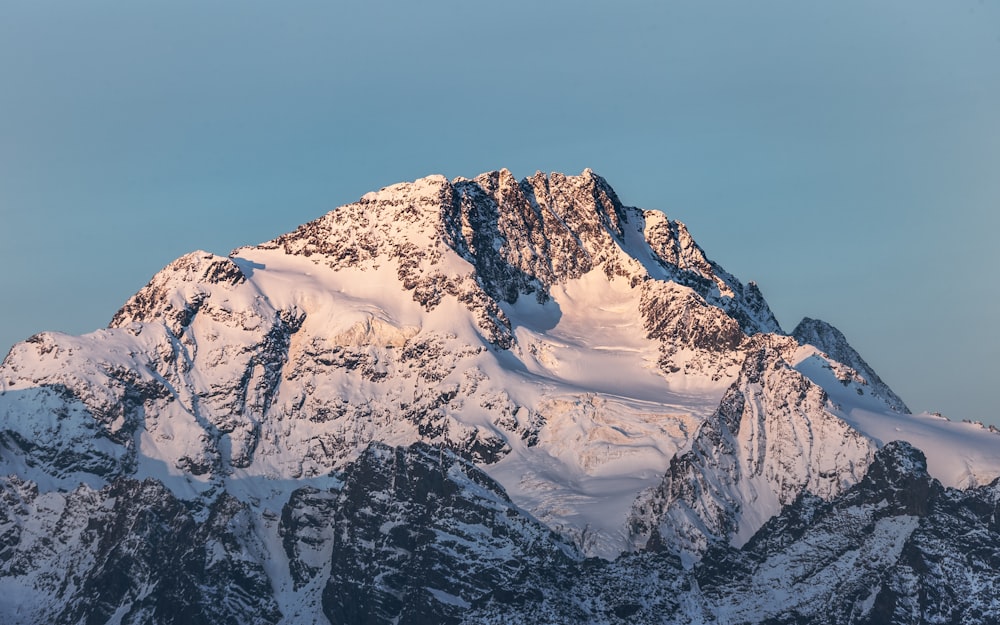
248,170,781,343
5,169,1000,623
792,316,909,412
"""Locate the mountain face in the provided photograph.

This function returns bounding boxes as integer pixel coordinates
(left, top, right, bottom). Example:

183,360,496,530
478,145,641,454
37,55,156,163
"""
2,170,999,624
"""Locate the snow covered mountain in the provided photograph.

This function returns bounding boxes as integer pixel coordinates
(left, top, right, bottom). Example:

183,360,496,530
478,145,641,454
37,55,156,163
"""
1,169,998,624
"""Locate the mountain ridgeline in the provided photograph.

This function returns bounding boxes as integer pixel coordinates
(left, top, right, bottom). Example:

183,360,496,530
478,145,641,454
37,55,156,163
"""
1,170,998,624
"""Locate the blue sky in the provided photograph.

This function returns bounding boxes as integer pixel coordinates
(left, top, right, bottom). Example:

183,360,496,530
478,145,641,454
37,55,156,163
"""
1,1,998,423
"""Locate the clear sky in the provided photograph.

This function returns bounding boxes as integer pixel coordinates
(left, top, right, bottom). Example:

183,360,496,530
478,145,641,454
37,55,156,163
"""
1,1,998,424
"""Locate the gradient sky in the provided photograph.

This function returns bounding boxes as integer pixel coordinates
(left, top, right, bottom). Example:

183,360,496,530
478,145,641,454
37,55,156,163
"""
1,1,998,424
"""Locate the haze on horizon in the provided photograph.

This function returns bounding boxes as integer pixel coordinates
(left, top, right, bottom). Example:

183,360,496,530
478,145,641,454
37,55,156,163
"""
1,1,998,424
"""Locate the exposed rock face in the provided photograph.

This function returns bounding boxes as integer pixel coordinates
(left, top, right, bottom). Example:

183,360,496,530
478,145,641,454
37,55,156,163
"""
1,169,995,624
640,280,746,379
0,477,280,625
319,443,576,625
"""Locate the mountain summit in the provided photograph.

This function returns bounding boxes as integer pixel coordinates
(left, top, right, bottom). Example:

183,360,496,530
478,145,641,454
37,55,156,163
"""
2,170,999,624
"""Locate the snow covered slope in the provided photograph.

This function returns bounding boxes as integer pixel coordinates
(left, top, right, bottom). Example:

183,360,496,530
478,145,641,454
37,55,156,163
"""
787,321,1000,489
1,169,998,624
